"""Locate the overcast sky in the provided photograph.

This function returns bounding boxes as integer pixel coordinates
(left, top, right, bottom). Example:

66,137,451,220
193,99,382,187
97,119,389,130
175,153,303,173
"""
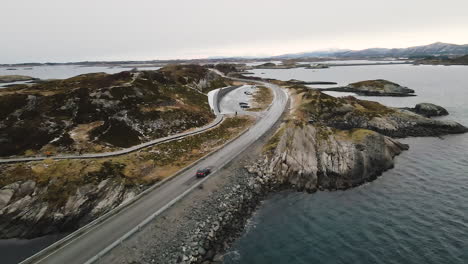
2,0,468,63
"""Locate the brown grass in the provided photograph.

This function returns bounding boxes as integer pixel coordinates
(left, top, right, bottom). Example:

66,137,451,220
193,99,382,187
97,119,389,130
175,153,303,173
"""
247,86,273,112
0,116,254,207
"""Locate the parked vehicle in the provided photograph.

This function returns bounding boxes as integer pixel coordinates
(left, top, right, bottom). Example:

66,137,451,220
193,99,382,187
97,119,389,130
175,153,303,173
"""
195,168,211,178
240,104,250,109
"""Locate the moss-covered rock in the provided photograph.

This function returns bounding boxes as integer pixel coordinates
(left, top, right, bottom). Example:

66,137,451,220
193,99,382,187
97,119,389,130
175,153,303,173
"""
298,90,467,137
322,79,415,96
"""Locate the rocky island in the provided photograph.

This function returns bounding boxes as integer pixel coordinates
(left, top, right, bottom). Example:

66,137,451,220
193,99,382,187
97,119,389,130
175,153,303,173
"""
321,79,416,96
404,103,449,117
0,75,38,84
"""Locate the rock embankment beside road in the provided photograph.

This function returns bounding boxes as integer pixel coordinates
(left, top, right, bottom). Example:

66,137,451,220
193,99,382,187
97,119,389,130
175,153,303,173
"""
165,168,279,264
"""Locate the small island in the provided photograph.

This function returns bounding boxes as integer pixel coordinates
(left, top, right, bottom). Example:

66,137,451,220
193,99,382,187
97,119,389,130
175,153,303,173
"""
320,79,416,96
403,103,449,117
0,75,38,84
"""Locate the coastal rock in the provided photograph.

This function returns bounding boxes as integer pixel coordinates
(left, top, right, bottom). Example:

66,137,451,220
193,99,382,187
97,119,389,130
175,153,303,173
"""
322,79,415,96
262,124,408,191
0,177,138,239
301,91,467,137
412,103,449,117
256,89,467,191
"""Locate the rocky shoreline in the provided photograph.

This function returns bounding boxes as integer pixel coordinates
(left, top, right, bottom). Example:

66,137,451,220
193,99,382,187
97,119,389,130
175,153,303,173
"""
156,87,467,263
156,133,409,263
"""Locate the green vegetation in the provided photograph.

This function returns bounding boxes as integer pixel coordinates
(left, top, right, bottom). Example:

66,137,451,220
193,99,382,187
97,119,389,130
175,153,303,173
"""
263,126,285,155
0,65,230,156
349,79,400,89
147,116,252,168
334,128,377,143
0,116,253,208
296,90,396,122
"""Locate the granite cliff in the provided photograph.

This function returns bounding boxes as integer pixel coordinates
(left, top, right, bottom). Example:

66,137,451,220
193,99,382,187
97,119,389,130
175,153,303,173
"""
250,88,467,191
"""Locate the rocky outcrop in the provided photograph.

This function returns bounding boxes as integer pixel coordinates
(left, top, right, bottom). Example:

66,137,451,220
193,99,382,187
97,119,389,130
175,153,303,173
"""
303,91,467,137
0,161,140,239
322,79,415,96
0,179,138,239
0,65,230,157
151,89,467,264
256,124,408,191
404,103,449,117
247,89,467,191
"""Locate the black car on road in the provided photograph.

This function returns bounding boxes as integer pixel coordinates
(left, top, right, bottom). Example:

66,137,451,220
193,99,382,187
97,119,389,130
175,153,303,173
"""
196,168,211,178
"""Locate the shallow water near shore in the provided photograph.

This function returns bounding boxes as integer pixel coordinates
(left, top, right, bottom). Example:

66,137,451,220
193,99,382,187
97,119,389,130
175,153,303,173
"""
224,64,468,264
0,233,66,264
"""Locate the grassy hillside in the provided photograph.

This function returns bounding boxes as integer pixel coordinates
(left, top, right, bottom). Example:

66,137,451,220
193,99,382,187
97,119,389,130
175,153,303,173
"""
0,65,231,157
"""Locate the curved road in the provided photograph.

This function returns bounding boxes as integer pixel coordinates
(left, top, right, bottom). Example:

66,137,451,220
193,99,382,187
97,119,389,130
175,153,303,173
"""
21,79,288,264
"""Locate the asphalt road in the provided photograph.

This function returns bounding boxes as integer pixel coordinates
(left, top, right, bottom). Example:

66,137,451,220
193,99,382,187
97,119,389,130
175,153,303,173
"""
219,84,259,116
23,79,288,264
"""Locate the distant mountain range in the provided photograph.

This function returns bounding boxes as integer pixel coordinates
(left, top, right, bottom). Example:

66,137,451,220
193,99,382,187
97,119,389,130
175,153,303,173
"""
270,49,352,59
272,42,468,59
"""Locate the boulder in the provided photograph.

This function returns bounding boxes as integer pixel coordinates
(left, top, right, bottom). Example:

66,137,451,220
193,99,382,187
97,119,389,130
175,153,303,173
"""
414,103,449,117
0,189,14,209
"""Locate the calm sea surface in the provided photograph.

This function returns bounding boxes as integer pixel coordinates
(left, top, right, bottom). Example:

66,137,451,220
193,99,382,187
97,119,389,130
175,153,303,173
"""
224,64,468,264
0,65,160,87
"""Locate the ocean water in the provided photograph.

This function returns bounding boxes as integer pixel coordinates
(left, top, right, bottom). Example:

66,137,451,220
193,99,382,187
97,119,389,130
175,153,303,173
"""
224,64,468,264
0,65,160,87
